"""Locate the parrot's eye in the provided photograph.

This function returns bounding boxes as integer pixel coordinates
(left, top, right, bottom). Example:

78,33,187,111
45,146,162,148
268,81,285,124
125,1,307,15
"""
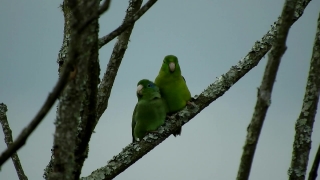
163,60,165,63
147,83,154,88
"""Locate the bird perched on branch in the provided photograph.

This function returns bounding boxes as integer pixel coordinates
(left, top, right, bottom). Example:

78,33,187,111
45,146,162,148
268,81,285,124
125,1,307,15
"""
131,79,167,142
155,55,191,136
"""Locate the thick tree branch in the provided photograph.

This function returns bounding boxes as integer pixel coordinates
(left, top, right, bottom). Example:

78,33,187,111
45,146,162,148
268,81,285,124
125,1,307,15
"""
237,0,299,179
288,10,320,180
81,1,311,178
0,103,28,180
308,144,320,180
74,2,100,180
48,0,103,179
98,0,158,48
48,0,84,179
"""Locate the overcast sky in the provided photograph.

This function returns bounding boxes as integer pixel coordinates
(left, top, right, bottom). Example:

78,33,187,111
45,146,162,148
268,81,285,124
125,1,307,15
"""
1,0,320,180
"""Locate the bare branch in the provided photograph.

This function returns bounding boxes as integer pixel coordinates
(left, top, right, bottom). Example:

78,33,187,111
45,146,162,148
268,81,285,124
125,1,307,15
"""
96,0,143,122
98,0,158,48
308,144,320,180
81,1,311,177
0,56,74,167
0,103,28,180
288,10,320,180
236,0,299,179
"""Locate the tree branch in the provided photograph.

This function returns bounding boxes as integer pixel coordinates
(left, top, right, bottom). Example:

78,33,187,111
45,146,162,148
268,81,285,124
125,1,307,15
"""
0,53,74,167
237,0,299,179
81,1,311,178
0,103,28,180
74,1,101,180
98,0,158,48
48,0,84,179
95,0,143,123
288,10,320,180
308,144,320,180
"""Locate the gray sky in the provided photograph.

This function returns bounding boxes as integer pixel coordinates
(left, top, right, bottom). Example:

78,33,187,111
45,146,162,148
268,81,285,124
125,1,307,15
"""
1,0,320,180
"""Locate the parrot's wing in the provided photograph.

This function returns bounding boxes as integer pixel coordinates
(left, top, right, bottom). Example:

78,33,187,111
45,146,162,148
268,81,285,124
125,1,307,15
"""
131,104,138,143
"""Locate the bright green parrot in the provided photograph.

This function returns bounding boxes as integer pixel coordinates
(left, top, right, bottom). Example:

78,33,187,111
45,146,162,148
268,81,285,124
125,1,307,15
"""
132,79,167,142
155,55,191,136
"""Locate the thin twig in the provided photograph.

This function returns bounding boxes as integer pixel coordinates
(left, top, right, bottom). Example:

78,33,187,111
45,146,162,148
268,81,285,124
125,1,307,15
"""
98,0,158,48
0,59,73,166
308,144,320,180
81,2,311,177
0,103,28,180
288,10,320,180
236,0,299,179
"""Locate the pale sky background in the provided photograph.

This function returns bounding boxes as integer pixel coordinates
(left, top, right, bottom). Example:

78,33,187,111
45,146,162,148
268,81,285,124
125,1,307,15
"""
0,0,320,180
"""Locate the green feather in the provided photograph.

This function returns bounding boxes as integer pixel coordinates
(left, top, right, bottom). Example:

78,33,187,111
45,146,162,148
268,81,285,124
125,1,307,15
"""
155,55,191,136
132,79,167,142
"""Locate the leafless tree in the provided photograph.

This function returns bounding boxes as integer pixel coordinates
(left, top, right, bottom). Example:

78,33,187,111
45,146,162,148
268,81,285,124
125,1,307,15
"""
0,0,319,180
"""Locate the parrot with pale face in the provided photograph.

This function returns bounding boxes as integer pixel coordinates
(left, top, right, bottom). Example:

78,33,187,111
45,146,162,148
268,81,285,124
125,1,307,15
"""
155,55,191,136
131,79,167,142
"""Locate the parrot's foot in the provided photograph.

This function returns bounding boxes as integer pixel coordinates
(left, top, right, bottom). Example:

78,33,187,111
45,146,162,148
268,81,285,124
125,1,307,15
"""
186,101,192,105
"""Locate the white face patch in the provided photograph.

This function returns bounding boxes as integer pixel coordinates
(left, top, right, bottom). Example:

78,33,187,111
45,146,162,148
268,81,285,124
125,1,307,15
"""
169,62,175,72
137,84,143,95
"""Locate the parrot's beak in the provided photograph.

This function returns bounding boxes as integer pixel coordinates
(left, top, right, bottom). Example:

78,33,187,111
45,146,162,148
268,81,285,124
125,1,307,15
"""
137,84,143,95
169,62,175,72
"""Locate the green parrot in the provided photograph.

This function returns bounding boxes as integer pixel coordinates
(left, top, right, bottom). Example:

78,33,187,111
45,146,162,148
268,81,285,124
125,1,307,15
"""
155,55,191,136
132,79,167,142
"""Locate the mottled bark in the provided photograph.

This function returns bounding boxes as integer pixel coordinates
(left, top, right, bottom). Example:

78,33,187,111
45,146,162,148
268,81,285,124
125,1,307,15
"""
288,11,320,180
48,0,100,179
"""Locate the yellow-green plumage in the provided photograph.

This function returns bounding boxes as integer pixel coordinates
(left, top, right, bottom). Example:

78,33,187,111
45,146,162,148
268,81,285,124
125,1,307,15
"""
131,79,167,142
155,55,191,136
